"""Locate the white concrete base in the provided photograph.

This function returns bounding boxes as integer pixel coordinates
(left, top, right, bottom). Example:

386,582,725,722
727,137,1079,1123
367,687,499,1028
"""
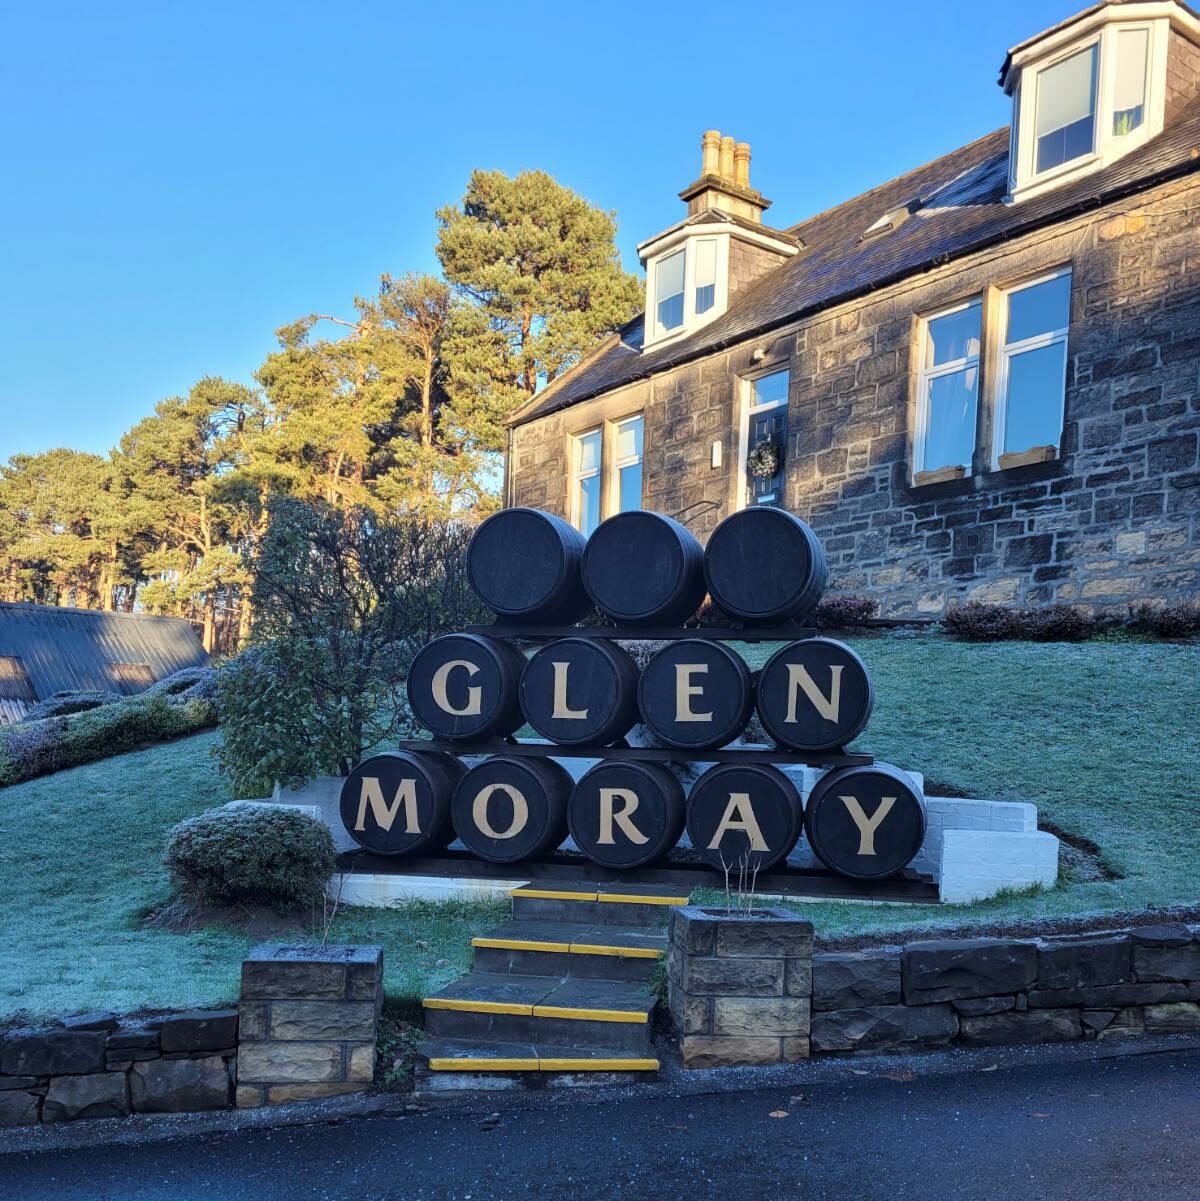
938,829,1061,904
328,871,522,907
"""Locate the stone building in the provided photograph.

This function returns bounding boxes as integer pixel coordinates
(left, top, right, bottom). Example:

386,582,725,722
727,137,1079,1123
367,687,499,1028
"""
505,0,1200,615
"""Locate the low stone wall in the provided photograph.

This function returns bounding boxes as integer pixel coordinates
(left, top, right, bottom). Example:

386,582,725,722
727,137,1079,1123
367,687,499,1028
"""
0,1009,237,1126
668,911,1200,1065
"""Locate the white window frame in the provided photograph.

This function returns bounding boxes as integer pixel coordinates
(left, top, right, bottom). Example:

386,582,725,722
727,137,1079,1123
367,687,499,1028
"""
570,427,603,535
1008,13,1172,202
735,368,789,510
608,413,645,514
643,234,731,348
991,268,1072,469
913,298,982,476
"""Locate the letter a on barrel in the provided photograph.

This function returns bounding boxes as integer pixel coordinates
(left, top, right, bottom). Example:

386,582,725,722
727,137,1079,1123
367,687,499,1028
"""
407,633,526,741
685,762,804,873
451,756,572,863
567,761,686,868
339,751,465,857
804,763,927,880
519,638,640,746
756,637,873,752
637,639,754,749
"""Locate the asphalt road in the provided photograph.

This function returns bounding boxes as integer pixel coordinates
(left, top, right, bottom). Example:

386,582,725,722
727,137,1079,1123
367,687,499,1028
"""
4,1048,1198,1201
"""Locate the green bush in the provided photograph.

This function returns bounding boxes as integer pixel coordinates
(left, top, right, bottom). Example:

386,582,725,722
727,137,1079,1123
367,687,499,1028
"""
0,692,218,788
1017,603,1095,642
813,595,878,628
163,803,336,907
943,601,1021,641
23,690,122,720
1127,600,1200,639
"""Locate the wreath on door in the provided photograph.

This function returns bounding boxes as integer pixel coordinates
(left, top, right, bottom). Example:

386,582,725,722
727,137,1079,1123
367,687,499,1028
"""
747,438,781,479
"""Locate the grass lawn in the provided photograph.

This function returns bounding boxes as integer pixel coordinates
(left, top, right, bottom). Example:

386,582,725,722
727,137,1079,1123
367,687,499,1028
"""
1,634,1196,1022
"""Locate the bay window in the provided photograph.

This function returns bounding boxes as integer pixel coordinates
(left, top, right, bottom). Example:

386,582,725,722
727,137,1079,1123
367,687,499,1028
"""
1034,44,1098,174
694,240,717,315
1112,27,1149,135
655,251,685,333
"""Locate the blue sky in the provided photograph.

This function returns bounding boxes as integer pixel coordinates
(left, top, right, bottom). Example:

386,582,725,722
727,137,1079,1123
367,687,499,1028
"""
0,1,1084,461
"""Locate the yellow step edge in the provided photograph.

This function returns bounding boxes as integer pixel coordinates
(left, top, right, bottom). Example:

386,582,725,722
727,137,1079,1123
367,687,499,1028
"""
428,1056,659,1073
536,1057,659,1072
569,942,664,960
472,936,573,954
422,998,533,1017
429,1057,540,1071
510,887,599,902
596,891,690,906
531,1004,649,1024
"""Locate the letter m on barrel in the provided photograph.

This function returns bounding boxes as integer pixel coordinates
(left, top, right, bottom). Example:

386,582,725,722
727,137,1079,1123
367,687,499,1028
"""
355,776,420,835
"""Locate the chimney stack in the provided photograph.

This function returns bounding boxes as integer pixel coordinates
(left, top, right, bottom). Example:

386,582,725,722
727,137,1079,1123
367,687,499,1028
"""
679,128,770,224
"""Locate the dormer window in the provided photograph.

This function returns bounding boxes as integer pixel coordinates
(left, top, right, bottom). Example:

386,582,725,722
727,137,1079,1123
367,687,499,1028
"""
656,250,685,332
694,239,717,314
1002,2,1200,203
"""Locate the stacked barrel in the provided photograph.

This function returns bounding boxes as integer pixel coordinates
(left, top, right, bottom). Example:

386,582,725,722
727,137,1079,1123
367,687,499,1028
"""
340,507,927,882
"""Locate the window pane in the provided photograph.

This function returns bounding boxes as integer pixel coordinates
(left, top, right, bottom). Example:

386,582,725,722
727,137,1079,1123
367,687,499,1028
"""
616,416,642,463
578,474,601,535
751,370,788,407
1035,45,1096,172
1006,274,1071,344
1003,342,1067,455
576,430,601,474
925,303,981,368
1113,28,1148,135
657,251,685,330
618,463,642,512
922,367,978,471
695,240,717,314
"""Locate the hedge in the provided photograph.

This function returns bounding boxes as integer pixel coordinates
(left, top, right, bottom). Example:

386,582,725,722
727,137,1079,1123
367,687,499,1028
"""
0,685,219,788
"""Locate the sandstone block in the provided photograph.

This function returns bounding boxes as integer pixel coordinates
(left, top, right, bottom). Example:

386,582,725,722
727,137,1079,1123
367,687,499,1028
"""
951,995,1016,1016
238,1001,269,1041
811,1003,957,1053
131,1056,232,1113
0,1090,41,1126
903,939,1037,1003
785,957,814,998
683,956,782,996
237,1041,343,1084
1,1031,106,1076
713,913,813,959
958,1008,1081,1047
1130,923,1194,947
347,1044,376,1083
781,1037,811,1062
266,1082,366,1104
1142,1002,1200,1031
669,907,716,956
667,985,711,1036
268,1000,376,1042
160,1009,239,1054
813,948,901,1010
62,1012,118,1033
1133,943,1200,983
1037,935,1131,989
712,996,810,1037
680,1036,782,1069
43,1072,129,1121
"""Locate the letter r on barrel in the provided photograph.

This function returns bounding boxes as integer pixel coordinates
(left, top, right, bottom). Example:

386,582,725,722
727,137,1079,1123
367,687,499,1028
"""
355,777,420,834
597,787,649,846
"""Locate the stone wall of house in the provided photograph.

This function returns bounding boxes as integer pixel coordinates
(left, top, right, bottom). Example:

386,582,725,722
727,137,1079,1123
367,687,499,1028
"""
509,173,1200,615
728,238,791,298
1166,28,1200,123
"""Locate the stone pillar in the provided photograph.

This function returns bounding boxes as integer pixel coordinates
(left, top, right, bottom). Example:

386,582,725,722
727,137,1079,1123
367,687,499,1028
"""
666,906,813,1068
236,944,383,1107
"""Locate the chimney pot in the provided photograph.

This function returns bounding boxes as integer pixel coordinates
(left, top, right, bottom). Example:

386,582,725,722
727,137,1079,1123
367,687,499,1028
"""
734,142,751,189
718,136,736,182
702,130,721,176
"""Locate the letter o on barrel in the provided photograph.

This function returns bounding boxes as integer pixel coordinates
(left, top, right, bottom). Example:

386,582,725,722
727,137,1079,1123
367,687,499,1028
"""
451,756,572,863
466,507,591,624
581,510,706,626
519,638,640,746
703,507,828,624
406,633,526,741
637,639,754,749
685,762,804,873
804,763,926,880
756,637,873,752
339,750,465,857
568,761,685,868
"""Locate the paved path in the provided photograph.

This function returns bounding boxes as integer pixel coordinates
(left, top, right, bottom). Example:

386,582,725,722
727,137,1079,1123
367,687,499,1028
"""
4,1048,1198,1201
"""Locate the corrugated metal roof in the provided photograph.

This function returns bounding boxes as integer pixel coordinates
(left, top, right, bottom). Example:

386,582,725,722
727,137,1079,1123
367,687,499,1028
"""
0,603,209,707
510,93,1200,428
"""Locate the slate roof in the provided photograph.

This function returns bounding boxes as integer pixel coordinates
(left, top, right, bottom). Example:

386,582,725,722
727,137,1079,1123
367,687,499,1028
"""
510,93,1200,429
0,602,209,717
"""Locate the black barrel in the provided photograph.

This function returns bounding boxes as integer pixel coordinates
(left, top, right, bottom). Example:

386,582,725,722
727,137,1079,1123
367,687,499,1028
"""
568,761,686,869
339,750,465,857
451,755,572,863
685,762,804,874
406,633,526,741
582,510,706,626
756,637,873,752
804,762,926,880
703,507,828,624
637,639,754,750
467,507,591,624
519,637,640,746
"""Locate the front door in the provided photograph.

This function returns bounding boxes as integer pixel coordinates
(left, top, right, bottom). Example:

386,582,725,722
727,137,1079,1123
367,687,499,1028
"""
747,404,787,507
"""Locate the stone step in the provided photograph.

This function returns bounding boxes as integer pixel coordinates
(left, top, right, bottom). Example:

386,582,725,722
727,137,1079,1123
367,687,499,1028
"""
422,972,655,1053
471,921,666,982
414,1038,659,1092
510,881,689,928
